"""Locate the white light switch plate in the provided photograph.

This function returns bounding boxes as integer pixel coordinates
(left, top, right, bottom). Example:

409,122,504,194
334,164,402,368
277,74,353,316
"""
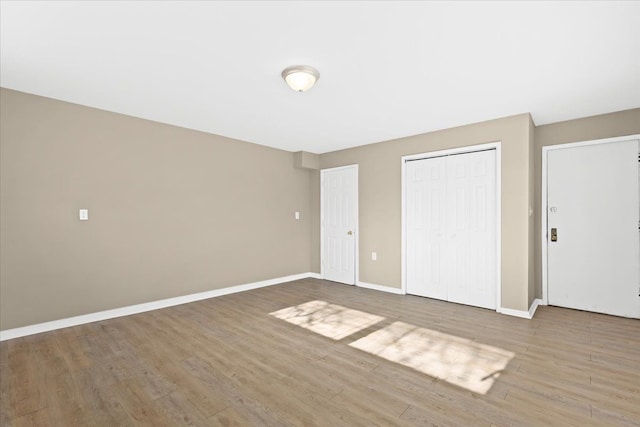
371,252,377,261
79,209,89,220
295,211,300,220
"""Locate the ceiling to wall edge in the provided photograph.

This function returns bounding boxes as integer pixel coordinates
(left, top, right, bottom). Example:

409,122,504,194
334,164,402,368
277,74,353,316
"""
3,87,635,156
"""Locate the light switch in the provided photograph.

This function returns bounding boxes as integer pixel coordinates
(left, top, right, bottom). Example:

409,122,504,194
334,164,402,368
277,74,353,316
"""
295,211,300,220
371,252,377,261
79,209,89,221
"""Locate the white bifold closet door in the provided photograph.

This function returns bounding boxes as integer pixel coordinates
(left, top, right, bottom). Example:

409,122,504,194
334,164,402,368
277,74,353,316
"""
406,149,497,309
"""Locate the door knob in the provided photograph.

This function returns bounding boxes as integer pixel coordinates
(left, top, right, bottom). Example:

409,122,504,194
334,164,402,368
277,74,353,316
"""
347,231,353,236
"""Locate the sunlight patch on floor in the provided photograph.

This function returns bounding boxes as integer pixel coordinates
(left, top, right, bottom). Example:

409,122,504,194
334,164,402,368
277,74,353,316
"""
269,300,385,340
349,321,514,394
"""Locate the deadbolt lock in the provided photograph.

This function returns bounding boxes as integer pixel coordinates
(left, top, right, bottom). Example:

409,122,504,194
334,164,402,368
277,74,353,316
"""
550,228,557,242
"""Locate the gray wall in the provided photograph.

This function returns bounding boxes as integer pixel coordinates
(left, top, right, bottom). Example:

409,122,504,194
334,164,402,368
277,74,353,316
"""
533,108,640,299
318,114,535,311
0,88,313,329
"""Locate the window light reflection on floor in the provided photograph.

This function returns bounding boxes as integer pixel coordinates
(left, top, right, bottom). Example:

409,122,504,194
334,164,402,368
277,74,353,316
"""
269,300,385,340
271,301,515,395
349,321,514,395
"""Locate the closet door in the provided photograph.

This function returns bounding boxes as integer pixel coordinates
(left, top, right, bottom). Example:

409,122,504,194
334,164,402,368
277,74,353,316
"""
406,149,497,310
406,157,447,300
445,150,496,309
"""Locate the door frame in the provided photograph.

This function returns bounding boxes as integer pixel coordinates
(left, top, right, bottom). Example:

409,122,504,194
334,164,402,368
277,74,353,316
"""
541,134,640,305
401,142,502,310
320,164,359,285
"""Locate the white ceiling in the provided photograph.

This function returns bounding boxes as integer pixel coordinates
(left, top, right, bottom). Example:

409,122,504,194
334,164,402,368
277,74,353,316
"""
1,1,639,154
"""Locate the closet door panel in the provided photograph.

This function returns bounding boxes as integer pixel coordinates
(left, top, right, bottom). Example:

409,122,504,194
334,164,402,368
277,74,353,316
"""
406,157,447,300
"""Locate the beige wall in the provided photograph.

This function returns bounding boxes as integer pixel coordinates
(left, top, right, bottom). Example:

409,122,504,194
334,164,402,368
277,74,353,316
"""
318,114,535,311
294,151,320,170
0,88,312,330
527,115,536,307
533,108,640,299
3,86,636,330
309,170,321,273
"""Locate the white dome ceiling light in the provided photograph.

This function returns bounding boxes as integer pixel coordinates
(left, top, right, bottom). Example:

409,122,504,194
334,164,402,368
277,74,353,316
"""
281,65,320,92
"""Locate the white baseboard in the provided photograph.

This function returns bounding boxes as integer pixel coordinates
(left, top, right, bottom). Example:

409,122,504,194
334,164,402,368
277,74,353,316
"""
357,281,405,295
306,272,322,279
0,272,317,341
528,298,542,318
498,298,542,319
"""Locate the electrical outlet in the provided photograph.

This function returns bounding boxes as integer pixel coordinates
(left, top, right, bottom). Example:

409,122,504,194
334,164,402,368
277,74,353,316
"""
371,252,377,261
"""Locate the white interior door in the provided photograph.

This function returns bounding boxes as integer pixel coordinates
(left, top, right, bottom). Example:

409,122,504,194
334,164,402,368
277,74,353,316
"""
322,165,357,285
547,139,640,318
406,149,497,309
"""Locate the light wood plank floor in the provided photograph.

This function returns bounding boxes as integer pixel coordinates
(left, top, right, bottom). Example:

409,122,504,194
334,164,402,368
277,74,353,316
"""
1,278,639,426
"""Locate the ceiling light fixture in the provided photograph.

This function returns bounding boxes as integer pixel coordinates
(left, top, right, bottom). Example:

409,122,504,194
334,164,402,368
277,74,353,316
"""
281,65,320,92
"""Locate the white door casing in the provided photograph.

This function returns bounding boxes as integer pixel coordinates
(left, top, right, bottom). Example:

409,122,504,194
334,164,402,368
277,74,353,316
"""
546,138,640,318
405,146,498,310
321,165,358,285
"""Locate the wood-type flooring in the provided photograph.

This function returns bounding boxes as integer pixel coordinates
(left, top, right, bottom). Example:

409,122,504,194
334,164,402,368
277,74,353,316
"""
1,278,638,426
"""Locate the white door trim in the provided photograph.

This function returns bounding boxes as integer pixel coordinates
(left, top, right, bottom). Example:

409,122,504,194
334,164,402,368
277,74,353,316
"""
320,164,359,285
541,134,640,306
401,142,502,311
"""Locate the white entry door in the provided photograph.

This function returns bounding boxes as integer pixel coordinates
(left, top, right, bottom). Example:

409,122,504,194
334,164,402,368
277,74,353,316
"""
547,138,640,318
321,165,357,285
406,149,497,309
